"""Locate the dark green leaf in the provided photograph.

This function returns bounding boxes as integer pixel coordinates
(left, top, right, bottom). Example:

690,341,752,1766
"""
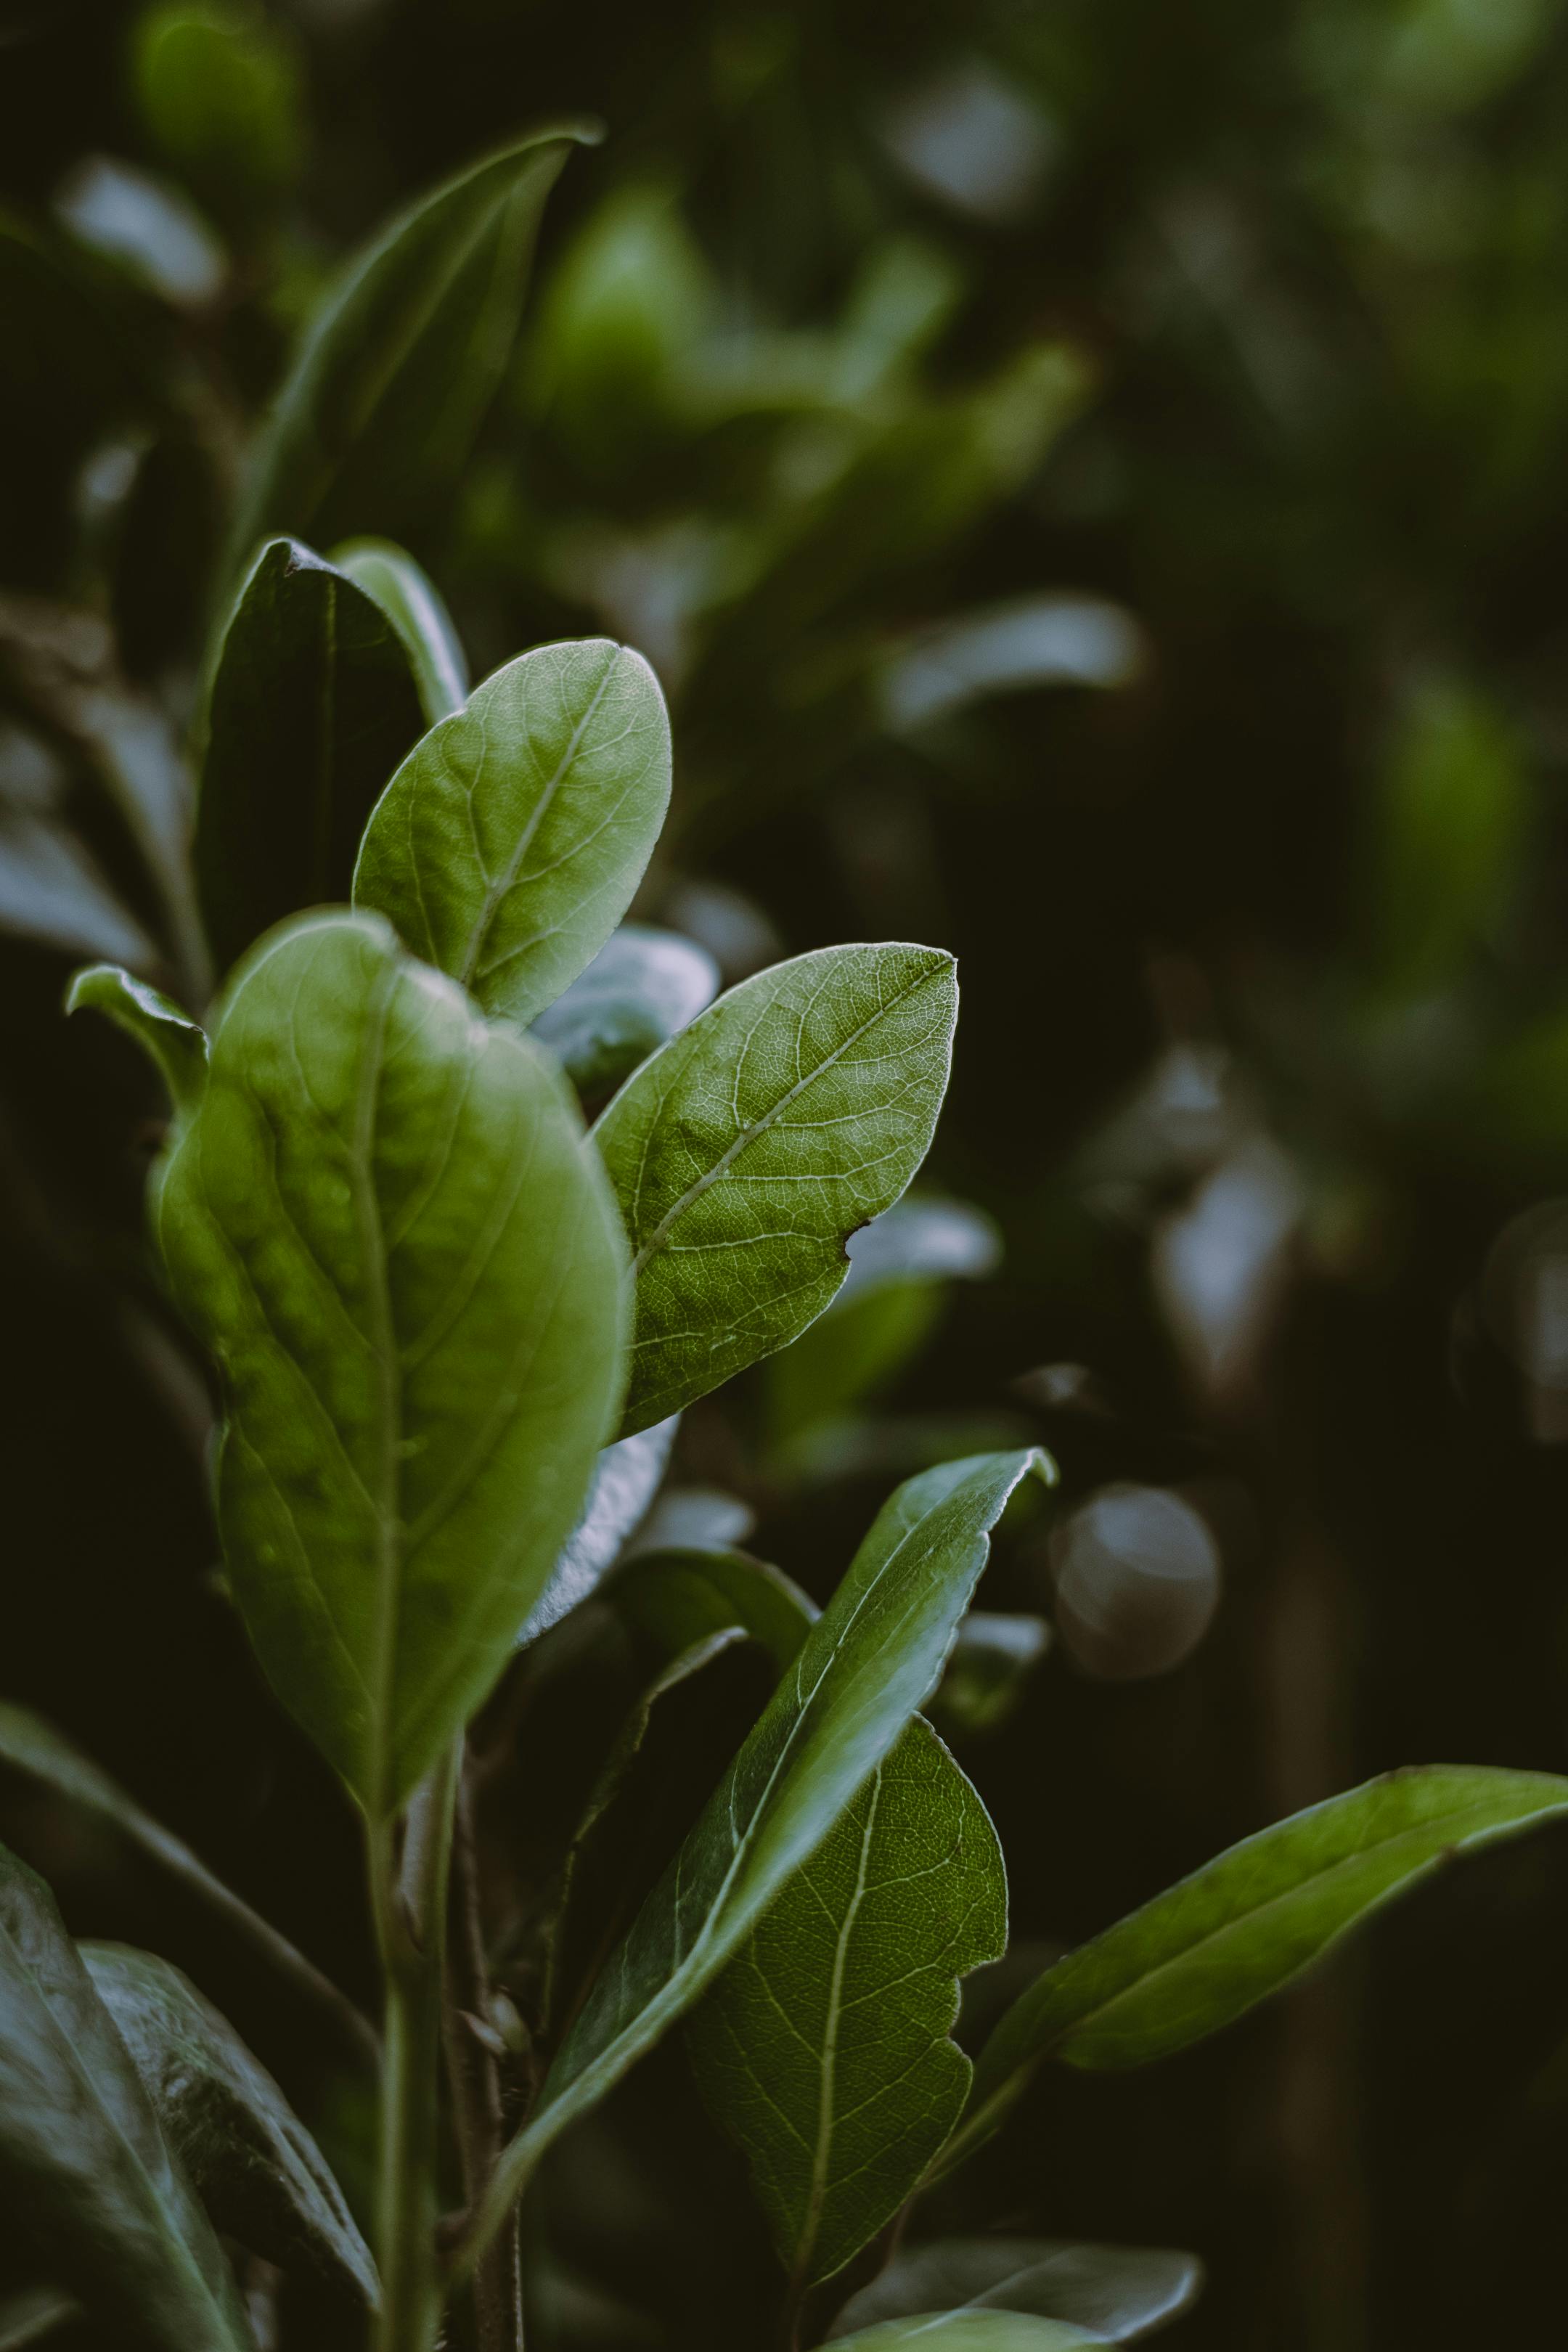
689,1715,1007,2286
531,922,719,1099
605,1544,815,1670
828,2239,1202,2343
931,1615,1050,1740
82,1944,376,2311
332,536,467,724
194,537,426,973
67,963,206,1121
354,637,671,1028
596,942,958,1437
0,2290,78,2349
229,127,595,558
0,1845,251,2350
832,2322,1106,2351
133,4,303,221
0,1702,375,2067
153,909,629,1816
954,1766,1568,2170
518,1416,680,1645
467,1450,1048,2250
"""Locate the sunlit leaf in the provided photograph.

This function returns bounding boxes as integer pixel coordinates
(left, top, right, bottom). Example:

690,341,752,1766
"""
467,1450,1048,2254
152,909,629,1816
0,1845,252,2350
828,2239,1202,2343
82,1944,377,2311
354,638,671,1029
195,537,425,973
950,1765,1568,2171
596,942,957,1437
689,1715,1007,2285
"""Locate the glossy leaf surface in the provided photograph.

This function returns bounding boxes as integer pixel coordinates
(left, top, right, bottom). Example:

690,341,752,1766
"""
82,1944,377,2311
829,2239,1202,2343
470,1450,1046,2248
0,1846,251,2351
830,2319,1106,2351
517,1416,679,1645
596,942,957,1436
354,638,671,1028
532,921,719,1098
690,1715,1006,2284
230,128,591,557
195,539,425,972
155,910,627,1816
332,536,467,724
958,1766,1568,2163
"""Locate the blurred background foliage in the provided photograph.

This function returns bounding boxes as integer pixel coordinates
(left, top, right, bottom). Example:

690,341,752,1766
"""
7,0,1568,2345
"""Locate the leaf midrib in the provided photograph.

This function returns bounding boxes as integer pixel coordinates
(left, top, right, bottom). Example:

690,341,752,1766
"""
624,957,942,1280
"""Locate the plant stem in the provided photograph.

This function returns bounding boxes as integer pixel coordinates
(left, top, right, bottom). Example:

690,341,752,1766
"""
371,1740,460,2352
444,1749,523,2352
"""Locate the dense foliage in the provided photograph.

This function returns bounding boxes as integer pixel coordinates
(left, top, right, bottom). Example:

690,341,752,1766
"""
7,4,1568,2348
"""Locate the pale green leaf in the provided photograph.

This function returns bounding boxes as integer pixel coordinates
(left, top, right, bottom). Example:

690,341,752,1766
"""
596,942,957,1437
466,1450,1048,2260
689,1715,1007,2285
229,127,593,559
830,2319,1106,2351
953,1765,1568,2171
354,638,671,1028
0,1845,252,2351
83,1944,376,2311
828,2239,1202,2343
332,536,467,724
154,909,629,1817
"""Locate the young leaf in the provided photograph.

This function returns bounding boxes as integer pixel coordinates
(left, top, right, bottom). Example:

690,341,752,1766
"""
531,922,719,1099
465,1449,1048,2261
229,126,595,558
81,1944,377,2312
194,537,425,973
828,2239,1202,2343
354,637,671,1028
332,536,468,724
830,2320,1107,2351
155,909,629,1818
517,1415,680,1645
0,1845,253,2351
0,1702,375,2066
688,1715,1007,2287
595,942,958,1437
954,1765,1568,2168
67,963,206,1120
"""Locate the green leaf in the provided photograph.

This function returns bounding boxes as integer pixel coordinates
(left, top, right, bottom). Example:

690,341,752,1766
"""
332,536,468,724
0,1845,252,2351
133,3,303,221
531,922,719,1100
354,637,671,1029
828,2239,1202,2343
596,942,958,1437
518,1416,680,1645
1370,678,1527,997
67,963,206,1120
954,1765,1568,2169
0,2289,79,2349
0,1703,375,2065
689,1715,1007,2286
82,1944,376,2311
155,908,629,1817
194,537,426,973
931,1614,1051,1740
465,1449,1048,2255
229,126,595,559
830,2319,1106,2351
605,1544,816,1670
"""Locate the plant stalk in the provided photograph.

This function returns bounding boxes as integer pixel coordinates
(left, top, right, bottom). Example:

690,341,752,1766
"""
444,1749,523,2351
371,1740,461,2352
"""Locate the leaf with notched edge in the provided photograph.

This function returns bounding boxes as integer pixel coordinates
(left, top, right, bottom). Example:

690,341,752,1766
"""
153,909,628,1818
354,638,671,1029
595,942,957,1438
